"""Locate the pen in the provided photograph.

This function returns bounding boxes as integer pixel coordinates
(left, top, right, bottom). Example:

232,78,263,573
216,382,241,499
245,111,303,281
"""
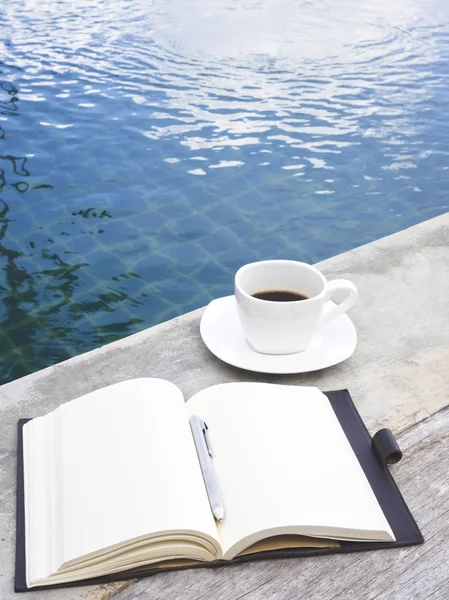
190,415,225,522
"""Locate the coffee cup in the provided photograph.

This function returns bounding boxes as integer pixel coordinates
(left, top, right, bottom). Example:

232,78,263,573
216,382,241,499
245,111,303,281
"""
234,260,358,355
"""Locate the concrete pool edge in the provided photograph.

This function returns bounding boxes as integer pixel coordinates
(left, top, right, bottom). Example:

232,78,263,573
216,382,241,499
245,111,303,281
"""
1,212,448,431
0,213,448,599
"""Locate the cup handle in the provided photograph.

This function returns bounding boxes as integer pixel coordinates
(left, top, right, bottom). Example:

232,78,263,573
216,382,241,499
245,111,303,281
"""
319,279,358,328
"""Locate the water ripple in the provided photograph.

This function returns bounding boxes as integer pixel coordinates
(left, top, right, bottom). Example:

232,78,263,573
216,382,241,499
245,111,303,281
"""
1,0,449,381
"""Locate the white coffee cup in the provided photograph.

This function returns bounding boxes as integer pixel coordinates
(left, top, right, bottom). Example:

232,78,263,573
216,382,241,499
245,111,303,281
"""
235,260,358,355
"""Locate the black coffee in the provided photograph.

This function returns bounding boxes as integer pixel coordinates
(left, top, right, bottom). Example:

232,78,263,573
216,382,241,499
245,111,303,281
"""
252,290,308,302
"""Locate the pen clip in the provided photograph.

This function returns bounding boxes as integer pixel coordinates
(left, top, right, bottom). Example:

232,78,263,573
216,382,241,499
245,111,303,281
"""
201,420,213,457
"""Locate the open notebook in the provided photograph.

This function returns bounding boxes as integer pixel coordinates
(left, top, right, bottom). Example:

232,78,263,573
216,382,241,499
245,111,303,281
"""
15,379,422,591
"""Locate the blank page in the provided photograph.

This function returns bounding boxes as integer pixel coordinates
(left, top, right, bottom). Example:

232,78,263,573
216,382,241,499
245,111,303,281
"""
186,383,394,558
24,378,218,582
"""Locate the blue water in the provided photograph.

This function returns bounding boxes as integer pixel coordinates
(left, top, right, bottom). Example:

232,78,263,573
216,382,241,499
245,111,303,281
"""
1,0,448,383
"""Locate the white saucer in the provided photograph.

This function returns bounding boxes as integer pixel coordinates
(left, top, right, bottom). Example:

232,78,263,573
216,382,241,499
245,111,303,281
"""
200,296,357,374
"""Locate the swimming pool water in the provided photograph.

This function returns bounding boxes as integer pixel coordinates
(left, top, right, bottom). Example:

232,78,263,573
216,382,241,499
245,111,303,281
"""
1,0,449,383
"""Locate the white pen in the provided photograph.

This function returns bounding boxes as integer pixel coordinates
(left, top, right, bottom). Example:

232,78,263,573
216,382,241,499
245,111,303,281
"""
190,415,225,522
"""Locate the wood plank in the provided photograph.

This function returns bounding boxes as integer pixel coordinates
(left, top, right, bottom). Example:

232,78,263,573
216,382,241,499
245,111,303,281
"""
109,406,449,600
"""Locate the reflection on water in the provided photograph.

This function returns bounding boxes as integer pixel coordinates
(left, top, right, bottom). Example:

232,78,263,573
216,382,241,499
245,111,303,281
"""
0,81,145,381
0,0,449,382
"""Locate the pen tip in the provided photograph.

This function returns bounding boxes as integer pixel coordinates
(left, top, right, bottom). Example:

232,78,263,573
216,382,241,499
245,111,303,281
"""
212,505,224,522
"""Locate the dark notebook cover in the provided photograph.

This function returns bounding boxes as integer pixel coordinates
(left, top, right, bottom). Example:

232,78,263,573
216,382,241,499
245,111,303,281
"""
15,389,423,592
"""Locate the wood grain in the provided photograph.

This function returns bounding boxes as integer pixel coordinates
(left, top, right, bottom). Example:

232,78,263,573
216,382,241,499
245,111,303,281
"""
108,406,449,600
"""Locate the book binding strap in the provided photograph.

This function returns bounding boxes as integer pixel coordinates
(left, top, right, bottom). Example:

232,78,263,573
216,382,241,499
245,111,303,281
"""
371,428,402,467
